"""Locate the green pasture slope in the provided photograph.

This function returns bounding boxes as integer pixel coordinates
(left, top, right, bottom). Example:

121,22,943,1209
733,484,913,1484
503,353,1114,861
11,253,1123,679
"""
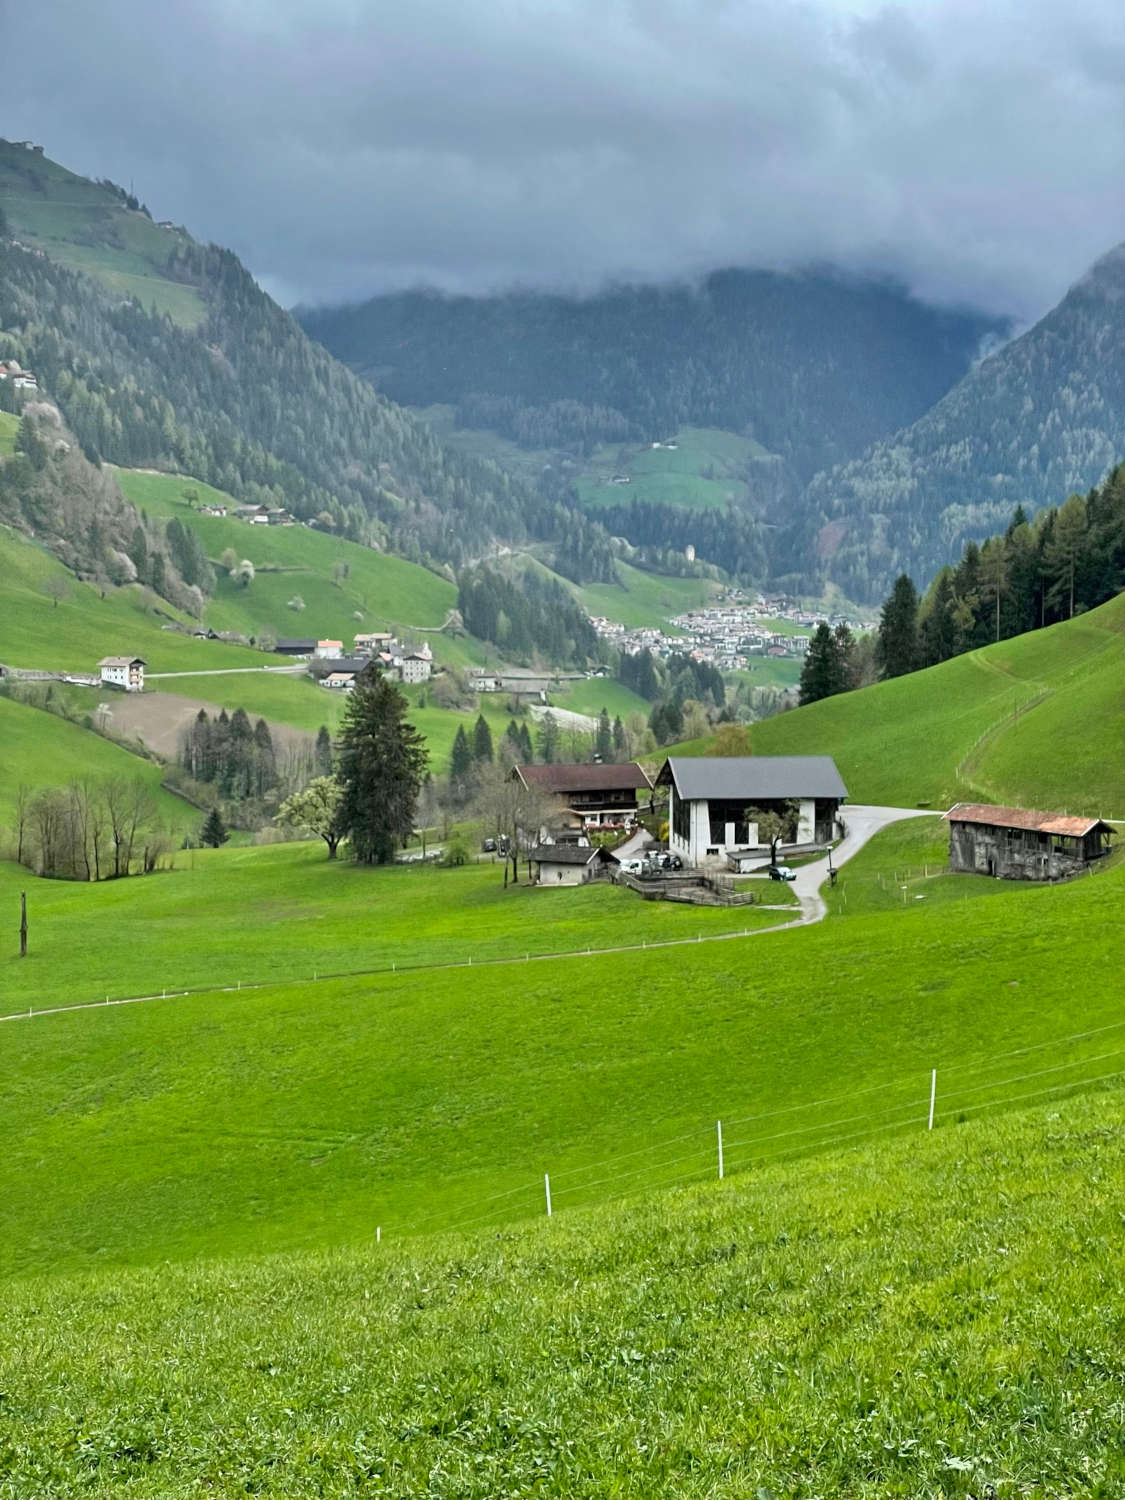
0,408,19,454
0,524,267,674
0,139,206,328
738,591,1125,813
574,559,718,629
0,695,192,829
577,427,770,513
114,470,465,654
1,1087,1120,1497
1,826,1121,1275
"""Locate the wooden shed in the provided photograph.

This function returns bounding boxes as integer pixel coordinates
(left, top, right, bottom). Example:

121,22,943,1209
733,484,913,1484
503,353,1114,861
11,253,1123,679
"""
944,803,1113,881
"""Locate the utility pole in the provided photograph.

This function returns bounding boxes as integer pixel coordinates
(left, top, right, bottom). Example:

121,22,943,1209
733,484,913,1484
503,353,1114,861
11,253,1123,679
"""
20,891,28,957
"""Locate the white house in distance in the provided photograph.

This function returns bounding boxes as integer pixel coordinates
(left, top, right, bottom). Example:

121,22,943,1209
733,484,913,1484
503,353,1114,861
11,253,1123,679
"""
98,655,145,692
399,645,433,684
314,639,344,659
656,756,848,866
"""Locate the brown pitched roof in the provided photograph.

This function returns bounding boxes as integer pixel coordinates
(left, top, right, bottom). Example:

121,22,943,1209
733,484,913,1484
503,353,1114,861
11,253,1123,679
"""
944,803,1110,837
530,843,619,865
516,762,652,794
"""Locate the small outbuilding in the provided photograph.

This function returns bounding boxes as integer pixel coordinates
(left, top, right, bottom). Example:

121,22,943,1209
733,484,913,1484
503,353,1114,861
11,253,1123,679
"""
944,803,1113,881
531,843,619,886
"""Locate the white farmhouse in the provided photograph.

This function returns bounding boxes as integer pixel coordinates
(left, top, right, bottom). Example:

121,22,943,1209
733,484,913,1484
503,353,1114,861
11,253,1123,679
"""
656,756,847,867
98,655,146,692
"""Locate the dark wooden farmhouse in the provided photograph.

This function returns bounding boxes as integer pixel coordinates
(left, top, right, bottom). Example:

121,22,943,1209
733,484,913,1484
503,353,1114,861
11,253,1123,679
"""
944,803,1113,881
513,762,653,827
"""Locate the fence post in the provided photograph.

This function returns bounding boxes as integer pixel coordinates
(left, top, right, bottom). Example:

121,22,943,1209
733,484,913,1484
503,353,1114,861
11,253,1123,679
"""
717,1119,724,1180
376,1225,381,1244
928,1068,937,1130
544,1173,552,1217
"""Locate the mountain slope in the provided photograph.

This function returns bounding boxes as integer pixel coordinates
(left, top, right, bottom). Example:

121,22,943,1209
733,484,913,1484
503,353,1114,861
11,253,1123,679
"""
808,243,1125,597
0,140,605,575
299,269,1003,490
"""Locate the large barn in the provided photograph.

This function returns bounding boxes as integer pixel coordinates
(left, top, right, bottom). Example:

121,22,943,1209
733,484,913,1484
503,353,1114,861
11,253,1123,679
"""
656,756,848,866
944,803,1113,881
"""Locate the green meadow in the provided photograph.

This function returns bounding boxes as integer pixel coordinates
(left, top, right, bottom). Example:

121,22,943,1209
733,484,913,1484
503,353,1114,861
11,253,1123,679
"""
741,591,1125,812
0,408,19,454
0,694,192,828
0,140,207,327
114,470,465,653
1,1086,1120,1497
578,427,768,513
0,839,792,1015
574,560,717,629
1,824,1121,1277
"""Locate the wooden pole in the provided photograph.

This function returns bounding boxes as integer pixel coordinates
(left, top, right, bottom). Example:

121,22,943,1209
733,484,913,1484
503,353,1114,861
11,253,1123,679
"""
19,891,27,958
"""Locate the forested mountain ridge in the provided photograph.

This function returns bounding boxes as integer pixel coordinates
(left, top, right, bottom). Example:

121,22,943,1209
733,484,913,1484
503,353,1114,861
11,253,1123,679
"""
0,140,610,578
298,269,1004,487
806,242,1125,599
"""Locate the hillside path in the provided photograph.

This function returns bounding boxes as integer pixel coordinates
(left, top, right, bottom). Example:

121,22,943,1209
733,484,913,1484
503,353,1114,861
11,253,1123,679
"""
146,664,307,679
791,804,940,923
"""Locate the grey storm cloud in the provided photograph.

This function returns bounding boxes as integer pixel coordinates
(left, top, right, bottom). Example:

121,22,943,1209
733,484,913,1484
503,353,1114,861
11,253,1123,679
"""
3,0,1124,316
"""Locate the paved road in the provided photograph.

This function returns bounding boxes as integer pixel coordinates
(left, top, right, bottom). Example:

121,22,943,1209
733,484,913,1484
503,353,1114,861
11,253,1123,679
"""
790,804,940,923
146,664,307,679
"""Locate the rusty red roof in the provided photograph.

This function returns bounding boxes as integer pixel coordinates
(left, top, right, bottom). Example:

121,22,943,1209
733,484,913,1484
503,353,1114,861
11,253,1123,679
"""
516,762,652,794
944,803,1110,837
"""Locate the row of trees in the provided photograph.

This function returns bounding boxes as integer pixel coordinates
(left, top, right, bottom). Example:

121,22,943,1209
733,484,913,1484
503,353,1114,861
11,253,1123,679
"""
7,779,169,881
878,467,1125,679
180,708,279,800
798,466,1125,706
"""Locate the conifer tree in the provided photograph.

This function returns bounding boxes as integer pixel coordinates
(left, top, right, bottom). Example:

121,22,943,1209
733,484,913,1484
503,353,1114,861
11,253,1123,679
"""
595,706,613,762
449,724,474,795
537,711,560,764
315,725,334,776
876,574,920,679
472,713,494,764
798,623,849,705
200,807,229,847
612,715,627,758
335,670,428,864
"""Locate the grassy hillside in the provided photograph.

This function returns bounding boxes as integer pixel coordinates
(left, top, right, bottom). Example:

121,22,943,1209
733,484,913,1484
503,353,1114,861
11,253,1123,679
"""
0,523,267,674
114,471,464,648
0,695,193,829
2,1085,1121,1497
0,139,207,327
574,559,717,629
577,427,766,512
0,408,19,454
1,824,1120,1275
746,592,1125,813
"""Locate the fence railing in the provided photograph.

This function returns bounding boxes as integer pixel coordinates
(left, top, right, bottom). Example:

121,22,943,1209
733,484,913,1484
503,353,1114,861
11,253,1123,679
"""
386,1016,1125,1242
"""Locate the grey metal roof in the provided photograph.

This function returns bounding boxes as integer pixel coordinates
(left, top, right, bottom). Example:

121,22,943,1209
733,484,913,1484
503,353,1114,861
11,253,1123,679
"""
657,756,848,801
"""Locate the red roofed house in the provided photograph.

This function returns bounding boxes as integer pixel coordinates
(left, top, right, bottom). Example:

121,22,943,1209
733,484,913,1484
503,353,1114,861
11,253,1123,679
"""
944,803,1113,881
513,762,653,829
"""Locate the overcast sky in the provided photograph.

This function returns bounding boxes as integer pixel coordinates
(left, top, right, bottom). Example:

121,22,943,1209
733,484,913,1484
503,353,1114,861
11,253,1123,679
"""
3,0,1123,318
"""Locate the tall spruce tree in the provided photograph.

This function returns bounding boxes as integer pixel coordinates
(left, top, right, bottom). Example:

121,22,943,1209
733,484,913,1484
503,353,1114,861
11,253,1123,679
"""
200,807,229,847
472,713,494,764
449,724,474,793
335,670,428,864
798,623,849,705
876,574,920,679
595,706,613,762
315,725,334,776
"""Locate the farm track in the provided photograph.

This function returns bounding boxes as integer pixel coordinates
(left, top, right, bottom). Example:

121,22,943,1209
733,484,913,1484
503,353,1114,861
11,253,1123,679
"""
0,807,935,1027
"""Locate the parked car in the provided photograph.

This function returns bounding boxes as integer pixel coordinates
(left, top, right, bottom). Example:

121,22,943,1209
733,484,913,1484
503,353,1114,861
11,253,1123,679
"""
618,858,646,874
481,838,497,853
768,863,797,882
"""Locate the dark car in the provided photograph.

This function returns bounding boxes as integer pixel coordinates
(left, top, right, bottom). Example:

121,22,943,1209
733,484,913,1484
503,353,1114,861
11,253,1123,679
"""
768,863,797,882
481,838,497,853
